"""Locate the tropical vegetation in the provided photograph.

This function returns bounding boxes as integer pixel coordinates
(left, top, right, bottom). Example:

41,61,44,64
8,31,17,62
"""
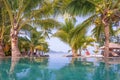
54,18,95,56
66,0,120,58
0,1,120,80
1,0,60,58
0,0,119,59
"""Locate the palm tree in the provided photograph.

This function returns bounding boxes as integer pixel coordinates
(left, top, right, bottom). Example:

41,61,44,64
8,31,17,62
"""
54,19,75,56
28,28,48,56
0,8,5,57
18,27,49,57
67,0,120,58
92,21,115,47
2,0,60,57
0,3,10,57
54,18,87,56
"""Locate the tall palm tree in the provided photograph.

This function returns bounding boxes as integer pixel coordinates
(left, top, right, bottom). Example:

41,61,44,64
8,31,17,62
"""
2,0,60,57
67,0,120,58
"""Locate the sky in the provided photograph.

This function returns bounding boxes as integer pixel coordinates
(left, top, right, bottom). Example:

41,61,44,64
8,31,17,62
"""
46,15,94,53
46,37,70,52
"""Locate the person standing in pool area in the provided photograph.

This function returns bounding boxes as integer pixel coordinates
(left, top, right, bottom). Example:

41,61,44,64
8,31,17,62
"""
85,49,90,55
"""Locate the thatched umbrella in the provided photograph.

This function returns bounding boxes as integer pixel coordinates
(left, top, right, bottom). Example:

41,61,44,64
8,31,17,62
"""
100,43,120,57
100,43,120,49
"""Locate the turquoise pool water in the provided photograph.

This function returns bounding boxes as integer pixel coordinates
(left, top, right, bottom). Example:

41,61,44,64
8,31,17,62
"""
0,53,120,80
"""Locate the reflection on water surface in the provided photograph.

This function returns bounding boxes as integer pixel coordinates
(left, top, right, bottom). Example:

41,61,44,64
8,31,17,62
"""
0,53,120,80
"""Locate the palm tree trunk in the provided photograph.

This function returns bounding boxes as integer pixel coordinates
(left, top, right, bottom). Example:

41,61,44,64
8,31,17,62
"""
30,47,34,57
104,25,109,58
101,12,110,59
101,9,110,60
72,48,77,57
11,28,21,57
0,42,5,57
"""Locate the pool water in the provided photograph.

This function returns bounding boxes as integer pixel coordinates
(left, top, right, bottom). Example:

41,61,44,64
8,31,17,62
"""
0,53,120,80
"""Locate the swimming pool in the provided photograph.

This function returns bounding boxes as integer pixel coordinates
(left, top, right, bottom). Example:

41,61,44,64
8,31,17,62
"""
0,53,120,80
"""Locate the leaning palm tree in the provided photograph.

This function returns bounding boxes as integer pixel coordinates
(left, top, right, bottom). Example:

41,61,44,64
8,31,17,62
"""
54,19,75,56
54,18,87,56
67,0,120,58
2,0,60,57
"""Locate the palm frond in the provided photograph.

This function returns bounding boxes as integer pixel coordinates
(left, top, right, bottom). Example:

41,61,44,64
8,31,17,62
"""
70,34,85,50
21,24,34,31
92,24,104,40
72,15,96,37
66,0,95,16
24,0,53,19
32,18,61,30
3,0,14,27
114,28,120,36
52,0,71,16
16,0,31,24
53,30,69,44
112,0,120,9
